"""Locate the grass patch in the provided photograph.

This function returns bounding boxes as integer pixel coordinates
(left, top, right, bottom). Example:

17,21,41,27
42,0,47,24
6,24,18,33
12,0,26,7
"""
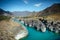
0,15,11,21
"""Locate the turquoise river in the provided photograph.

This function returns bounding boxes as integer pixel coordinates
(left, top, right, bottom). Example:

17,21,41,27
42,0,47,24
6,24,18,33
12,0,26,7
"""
13,18,60,40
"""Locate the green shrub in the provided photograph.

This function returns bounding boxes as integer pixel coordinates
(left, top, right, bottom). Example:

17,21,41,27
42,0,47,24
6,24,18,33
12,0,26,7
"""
0,15,11,21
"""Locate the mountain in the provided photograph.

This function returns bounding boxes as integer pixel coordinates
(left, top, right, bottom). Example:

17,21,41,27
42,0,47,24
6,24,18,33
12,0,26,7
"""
0,8,5,15
36,3,60,21
0,8,13,21
12,11,32,17
37,3,60,17
0,8,13,16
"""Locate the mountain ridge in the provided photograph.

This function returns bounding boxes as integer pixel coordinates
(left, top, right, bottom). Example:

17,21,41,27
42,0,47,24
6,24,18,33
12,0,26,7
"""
37,3,60,17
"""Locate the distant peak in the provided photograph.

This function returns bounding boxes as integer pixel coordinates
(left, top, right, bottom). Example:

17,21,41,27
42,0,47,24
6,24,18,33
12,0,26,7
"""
52,3,60,6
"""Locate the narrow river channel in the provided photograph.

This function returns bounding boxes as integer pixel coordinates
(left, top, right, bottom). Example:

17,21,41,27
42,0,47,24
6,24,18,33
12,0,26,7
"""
13,18,60,40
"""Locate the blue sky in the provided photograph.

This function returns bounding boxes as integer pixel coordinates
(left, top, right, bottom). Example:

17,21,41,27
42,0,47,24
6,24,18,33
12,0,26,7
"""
0,0,60,12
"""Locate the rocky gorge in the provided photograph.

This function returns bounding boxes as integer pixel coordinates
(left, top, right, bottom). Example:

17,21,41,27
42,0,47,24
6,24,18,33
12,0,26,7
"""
19,18,60,34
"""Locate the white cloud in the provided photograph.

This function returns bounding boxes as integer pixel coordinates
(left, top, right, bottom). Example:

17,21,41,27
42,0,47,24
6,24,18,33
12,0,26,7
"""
23,0,28,4
34,3,42,7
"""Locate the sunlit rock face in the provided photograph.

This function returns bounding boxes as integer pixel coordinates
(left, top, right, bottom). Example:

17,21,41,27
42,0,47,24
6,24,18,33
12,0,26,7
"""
21,18,60,33
40,23,46,32
40,26,46,32
21,20,24,24
15,30,28,40
11,18,28,40
29,24,32,27
49,25,54,31
23,19,47,32
36,25,40,31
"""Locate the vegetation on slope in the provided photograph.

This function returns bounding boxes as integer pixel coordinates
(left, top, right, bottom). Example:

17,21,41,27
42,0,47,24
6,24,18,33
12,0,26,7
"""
0,15,11,21
0,8,16,40
0,19,21,40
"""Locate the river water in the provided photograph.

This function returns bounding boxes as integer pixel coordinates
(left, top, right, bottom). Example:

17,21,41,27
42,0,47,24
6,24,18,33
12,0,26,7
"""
20,24,60,40
13,18,60,40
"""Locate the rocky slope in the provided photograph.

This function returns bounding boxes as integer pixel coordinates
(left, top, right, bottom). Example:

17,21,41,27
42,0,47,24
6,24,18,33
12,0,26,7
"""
36,3,60,21
0,19,28,40
0,20,19,40
37,3,60,17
